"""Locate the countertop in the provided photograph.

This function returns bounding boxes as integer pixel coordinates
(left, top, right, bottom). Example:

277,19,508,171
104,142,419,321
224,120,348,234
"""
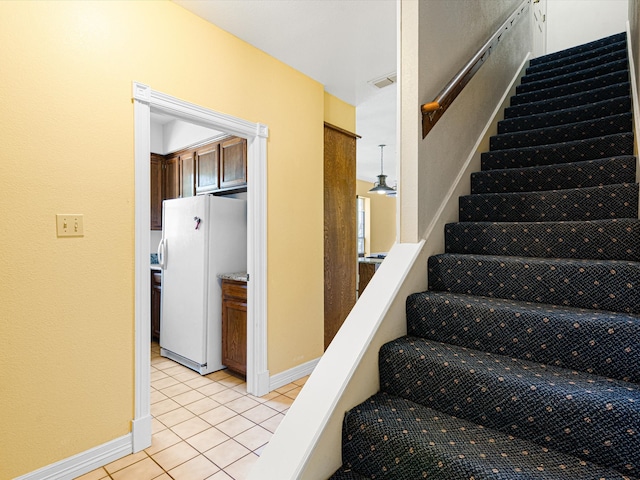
150,264,161,272
359,257,384,264
217,272,248,282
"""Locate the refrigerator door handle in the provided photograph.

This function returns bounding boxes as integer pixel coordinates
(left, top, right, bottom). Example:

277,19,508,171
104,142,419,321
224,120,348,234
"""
157,238,166,269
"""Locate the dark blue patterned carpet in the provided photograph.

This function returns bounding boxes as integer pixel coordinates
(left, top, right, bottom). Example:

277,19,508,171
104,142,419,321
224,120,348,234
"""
331,31,639,479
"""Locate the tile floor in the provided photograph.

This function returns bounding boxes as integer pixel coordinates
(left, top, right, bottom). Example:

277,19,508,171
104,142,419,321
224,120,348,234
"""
77,342,304,480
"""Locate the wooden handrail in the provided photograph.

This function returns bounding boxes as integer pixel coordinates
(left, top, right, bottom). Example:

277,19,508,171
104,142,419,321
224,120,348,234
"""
421,0,530,138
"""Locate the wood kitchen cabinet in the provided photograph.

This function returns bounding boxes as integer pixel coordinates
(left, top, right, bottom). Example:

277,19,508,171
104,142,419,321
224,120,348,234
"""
221,279,247,376
151,271,162,341
164,154,180,200
195,143,220,195
150,154,164,230
220,137,247,189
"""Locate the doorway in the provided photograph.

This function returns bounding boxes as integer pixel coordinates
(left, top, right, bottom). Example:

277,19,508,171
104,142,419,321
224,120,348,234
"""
132,82,270,451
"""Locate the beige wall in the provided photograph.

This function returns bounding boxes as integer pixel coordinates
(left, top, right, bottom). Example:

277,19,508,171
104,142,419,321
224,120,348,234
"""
0,1,354,477
356,180,397,253
631,0,640,87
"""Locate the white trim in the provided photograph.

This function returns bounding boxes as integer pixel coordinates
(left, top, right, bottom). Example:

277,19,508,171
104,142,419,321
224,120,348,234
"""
269,357,320,391
625,23,640,188
14,434,132,480
132,82,270,460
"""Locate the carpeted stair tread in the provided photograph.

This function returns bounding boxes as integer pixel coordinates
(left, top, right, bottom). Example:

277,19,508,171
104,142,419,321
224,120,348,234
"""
481,132,635,170
517,58,628,95
405,291,640,382
490,112,632,150
458,183,639,223
510,70,629,106
471,156,636,194
498,96,632,134
528,33,626,68
523,48,629,84
504,82,630,119
339,392,637,480
444,218,640,261
328,467,370,480
427,253,640,313
379,337,640,475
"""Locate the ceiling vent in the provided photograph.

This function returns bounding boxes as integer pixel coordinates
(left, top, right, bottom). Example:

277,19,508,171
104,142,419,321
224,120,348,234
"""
370,73,397,89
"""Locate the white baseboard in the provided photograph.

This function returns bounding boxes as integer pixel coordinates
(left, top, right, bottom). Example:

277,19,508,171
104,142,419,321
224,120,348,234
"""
269,357,320,391
14,434,132,480
132,414,153,452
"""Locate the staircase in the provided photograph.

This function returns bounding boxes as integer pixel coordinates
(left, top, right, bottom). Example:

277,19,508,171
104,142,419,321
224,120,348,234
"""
330,32,639,480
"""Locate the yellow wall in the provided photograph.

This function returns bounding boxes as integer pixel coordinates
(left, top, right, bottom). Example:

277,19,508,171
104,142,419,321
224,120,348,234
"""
0,1,340,477
356,180,397,253
324,92,357,132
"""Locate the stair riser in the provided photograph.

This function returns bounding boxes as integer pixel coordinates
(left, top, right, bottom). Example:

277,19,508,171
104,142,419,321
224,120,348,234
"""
528,34,626,70
481,133,635,170
511,71,629,106
379,338,640,475
406,291,640,382
523,49,628,84
490,113,632,151
445,218,640,261
505,82,630,119
471,156,637,194
428,254,640,314
517,59,628,95
498,97,632,134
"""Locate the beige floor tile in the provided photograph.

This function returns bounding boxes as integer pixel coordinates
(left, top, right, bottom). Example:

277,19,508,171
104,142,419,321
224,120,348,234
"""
150,370,169,382
111,457,164,480
274,383,297,395
152,417,168,434
197,382,228,396
185,375,216,389
163,364,193,377
293,375,310,386
210,388,243,404
74,467,109,480
173,370,203,382
152,376,181,390
173,389,207,406
218,376,244,388
232,383,248,395
206,470,233,480
168,454,220,480
241,404,279,424
159,382,192,398
204,439,251,468
156,406,196,428
145,428,182,455
171,416,212,439
150,389,168,404
256,390,280,402
263,394,294,412
104,451,147,474
254,444,268,456
206,370,231,381
186,427,230,453
184,397,220,416
151,358,175,369
153,475,172,480
260,413,285,433
151,398,181,417
234,425,272,451
224,395,260,414
215,415,255,437
223,453,259,480
151,441,199,471
283,386,302,399
199,405,237,426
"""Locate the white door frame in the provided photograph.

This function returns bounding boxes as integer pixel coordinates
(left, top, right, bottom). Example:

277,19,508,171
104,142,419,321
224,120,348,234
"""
131,82,270,451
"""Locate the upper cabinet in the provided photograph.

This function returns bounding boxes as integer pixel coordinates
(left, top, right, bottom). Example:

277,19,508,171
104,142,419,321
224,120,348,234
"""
150,136,247,230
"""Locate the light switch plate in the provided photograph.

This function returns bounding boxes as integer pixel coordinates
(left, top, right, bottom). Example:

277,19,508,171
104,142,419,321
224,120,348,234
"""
56,214,84,237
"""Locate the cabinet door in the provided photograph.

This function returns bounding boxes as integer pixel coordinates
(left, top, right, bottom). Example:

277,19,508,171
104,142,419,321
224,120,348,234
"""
220,137,247,189
195,144,219,194
165,155,180,199
150,154,164,230
180,151,195,197
151,272,162,341
222,299,247,375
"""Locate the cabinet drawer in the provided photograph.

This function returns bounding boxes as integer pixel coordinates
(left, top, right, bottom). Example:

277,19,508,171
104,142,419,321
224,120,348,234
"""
222,280,247,301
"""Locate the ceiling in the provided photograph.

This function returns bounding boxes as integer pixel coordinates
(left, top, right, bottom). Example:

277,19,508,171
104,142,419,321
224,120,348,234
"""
172,0,398,187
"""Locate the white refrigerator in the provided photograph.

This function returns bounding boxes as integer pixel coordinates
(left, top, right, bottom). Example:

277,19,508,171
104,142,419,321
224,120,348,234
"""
157,195,247,375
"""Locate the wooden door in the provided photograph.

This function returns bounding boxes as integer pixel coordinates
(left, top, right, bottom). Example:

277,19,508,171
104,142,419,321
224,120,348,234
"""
324,123,358,350
220,137,248,189
150,154,164,230
195,143,219,194
532,0,547,58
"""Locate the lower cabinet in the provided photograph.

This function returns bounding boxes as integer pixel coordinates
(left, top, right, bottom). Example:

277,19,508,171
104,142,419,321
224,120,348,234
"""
221,279,247,376
151,271,162,342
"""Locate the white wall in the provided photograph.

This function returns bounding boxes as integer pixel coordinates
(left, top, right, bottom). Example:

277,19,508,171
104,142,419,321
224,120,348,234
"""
546,0,629,53
150,117,225,155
